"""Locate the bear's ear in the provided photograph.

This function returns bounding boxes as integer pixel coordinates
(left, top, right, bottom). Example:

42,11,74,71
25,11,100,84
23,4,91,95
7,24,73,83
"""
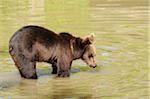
82,33,95,45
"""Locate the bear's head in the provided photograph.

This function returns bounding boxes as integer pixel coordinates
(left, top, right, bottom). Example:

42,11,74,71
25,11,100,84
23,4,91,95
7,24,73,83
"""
81,34,97,68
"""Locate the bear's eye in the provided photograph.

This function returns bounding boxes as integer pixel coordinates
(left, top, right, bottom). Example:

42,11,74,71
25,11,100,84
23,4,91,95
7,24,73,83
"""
88,54,93,58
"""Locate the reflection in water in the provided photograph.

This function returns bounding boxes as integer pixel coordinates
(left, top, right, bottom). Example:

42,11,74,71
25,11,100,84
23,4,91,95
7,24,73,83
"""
47,78,92,99
0,0,148,98
11,76,94,99
15,79,38,99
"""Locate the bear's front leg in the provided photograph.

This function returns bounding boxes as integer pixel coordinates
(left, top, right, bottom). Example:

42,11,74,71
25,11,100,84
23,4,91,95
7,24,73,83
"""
57,61,72,77
57,69,70,77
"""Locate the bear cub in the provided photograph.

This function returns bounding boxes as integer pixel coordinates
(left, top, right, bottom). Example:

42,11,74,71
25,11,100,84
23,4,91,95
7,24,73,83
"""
9,25,97,79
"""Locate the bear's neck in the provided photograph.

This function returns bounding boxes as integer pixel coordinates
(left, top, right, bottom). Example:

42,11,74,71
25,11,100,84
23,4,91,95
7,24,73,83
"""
73,49,84,60
72,39,85,60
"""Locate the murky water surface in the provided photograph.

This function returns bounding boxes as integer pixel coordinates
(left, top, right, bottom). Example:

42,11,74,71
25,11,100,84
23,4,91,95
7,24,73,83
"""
0,0,148,99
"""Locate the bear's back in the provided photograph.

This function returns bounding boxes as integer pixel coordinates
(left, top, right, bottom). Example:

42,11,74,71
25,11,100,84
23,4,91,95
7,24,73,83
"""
10,25,60,46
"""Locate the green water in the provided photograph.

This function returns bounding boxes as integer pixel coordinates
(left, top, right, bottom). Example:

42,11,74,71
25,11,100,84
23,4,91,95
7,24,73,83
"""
0,0,149,99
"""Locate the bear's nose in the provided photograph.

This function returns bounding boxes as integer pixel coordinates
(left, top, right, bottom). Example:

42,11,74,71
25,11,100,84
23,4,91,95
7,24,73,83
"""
90,64,97,68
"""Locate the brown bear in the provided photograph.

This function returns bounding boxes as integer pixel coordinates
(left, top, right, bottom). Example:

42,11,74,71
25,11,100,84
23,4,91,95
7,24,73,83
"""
9,25,97,79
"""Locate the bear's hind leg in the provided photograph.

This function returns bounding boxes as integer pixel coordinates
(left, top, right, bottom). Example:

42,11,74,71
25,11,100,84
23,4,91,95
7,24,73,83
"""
18,61,37,79
52,63,57,74
11,54,37,79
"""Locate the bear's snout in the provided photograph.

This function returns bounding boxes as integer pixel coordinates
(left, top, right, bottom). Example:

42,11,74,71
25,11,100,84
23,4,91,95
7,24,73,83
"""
89,64,97,68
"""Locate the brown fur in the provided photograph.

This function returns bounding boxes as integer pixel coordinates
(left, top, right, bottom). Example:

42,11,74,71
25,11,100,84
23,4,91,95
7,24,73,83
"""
9,25,96,79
